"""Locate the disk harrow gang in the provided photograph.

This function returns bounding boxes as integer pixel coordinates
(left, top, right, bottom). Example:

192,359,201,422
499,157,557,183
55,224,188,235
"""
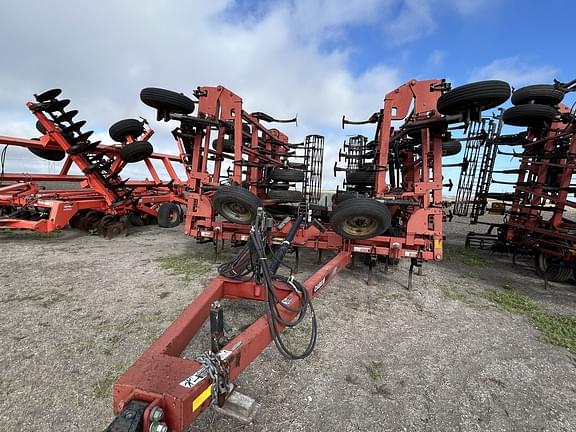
0,90,187,237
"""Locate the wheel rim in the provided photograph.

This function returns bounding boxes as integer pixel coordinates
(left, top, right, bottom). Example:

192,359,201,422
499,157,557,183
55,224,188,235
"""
169,209,179,223
536,253,549,273
221,200,253,223
342,215,378,237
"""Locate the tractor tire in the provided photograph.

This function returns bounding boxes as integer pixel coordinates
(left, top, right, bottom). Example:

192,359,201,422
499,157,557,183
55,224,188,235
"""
119,141,153,163
109,119,145,143
268,190,304,202
437,80,511,115
534,251,573,282
211,138,235,153
28,147,66,161
268,182,290,190
287,162,308,170
271,167,305,182
330,198,391,240
511,84,565,106
140,87,195,114
332,191,357,206
346,170,376,186
157,203,181,228
442,140,462,156
128,213,146,227
213,186,262,225
502,104,557,127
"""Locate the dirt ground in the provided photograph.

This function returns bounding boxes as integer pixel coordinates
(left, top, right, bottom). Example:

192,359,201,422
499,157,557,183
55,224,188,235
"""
1,216,575,432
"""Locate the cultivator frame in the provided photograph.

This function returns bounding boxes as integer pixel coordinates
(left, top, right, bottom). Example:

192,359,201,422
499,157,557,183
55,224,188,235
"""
463,80,576,281
155,85,324,243
101,78,518,431
333,79,462,263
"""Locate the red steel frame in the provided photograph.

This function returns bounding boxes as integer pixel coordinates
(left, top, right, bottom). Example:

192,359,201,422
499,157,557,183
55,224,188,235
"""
177,81,445,261
109,80,450,430
179,86,294,238
503,103,576,261
113,249,351,431
356,79,445,261
0,108,189,232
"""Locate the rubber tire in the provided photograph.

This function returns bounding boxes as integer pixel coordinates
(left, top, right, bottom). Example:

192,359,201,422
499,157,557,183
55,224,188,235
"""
128,213,145,227
119,141,153,163
502,104,557,127
212,186,262,225
437,80,511,115
271,168,305,182
157,203,181,228
109,119,145,143
534,252,572,282
28,147,66,161
442,140,462,157
140,87,195,114
268,190,304,202
346,170,375,186
511,85,564,106
330,198,391,240
287,162,307,170
268,182,290,190
212,138,234,153
332,191,357,206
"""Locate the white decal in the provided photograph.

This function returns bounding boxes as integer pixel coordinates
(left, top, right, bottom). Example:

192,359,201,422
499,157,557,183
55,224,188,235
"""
179,368,208,388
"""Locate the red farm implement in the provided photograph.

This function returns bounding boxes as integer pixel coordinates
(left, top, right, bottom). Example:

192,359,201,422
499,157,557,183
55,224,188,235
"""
103,79,512,431
462,80,576,284
0,89,187,237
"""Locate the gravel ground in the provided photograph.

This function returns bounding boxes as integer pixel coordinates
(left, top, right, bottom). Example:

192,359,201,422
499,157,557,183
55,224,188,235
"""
1,216,575,431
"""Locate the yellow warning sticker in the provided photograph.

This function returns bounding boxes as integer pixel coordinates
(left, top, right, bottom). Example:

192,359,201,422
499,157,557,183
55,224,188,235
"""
434,239,442,250
192,386,212,412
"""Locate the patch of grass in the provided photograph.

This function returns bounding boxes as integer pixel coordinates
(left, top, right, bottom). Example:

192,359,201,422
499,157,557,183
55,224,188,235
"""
91,364,126,399
483,289,539,314
483,289,576,353
532,313,576,353
156,254,212,279
0,230,63,239
365,360,383,382
443,244,489,268
443,287,470,303
38,230,63,239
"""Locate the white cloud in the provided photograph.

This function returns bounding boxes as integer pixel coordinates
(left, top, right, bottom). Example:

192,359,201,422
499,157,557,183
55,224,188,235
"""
0,0,497,190
427,49,445,67
0,0,404,190
470,56,559,88
386,0,437,44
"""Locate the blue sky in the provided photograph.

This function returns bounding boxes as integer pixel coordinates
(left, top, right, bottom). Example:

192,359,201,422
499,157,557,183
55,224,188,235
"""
0,0,574,192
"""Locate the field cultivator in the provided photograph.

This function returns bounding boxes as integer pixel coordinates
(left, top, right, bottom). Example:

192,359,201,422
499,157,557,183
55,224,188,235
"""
463,80,576,283
104,79,513,431
0,89,188,237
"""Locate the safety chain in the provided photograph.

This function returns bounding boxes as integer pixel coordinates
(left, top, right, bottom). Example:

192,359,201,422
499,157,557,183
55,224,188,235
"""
195,351,232,409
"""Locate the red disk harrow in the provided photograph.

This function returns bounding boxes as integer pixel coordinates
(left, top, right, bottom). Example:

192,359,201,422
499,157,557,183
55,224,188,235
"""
0,89,187,237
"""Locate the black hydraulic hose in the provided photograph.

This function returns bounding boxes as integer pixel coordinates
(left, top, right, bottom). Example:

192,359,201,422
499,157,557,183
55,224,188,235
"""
269,215,304,274
249,227,317,359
